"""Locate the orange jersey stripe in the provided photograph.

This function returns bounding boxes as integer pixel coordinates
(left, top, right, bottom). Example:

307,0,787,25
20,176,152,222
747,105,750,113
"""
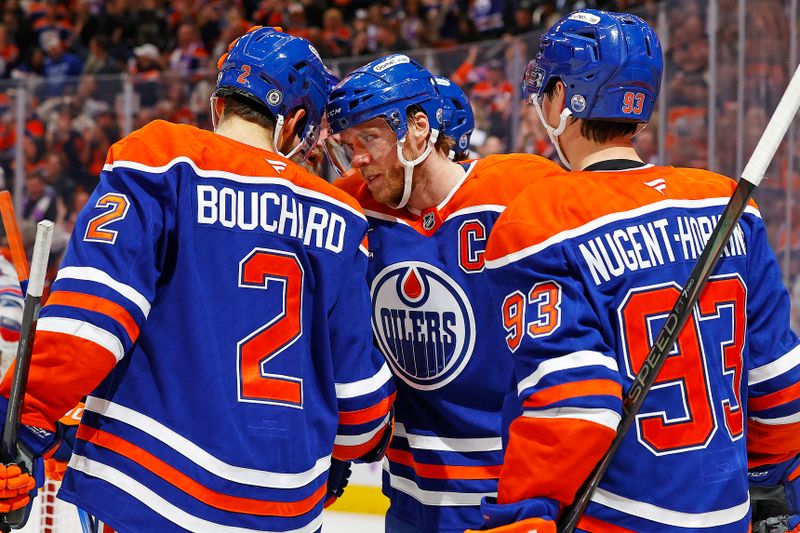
747,419,800,466
47,291,140,342
339,392,395,426
749,380,800,411
387,449,502,480
0,330,118,430
76,425,325,517
522,379,622,409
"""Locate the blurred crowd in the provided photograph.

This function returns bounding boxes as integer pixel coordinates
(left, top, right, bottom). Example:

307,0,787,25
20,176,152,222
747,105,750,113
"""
0,0,798,322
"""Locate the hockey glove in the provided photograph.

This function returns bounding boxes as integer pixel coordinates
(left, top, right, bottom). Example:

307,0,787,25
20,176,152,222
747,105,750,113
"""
750,454,800,533
0,396,54,527
44,402,83,481
324,459,352,508
0,464,34,513
464,496,557,532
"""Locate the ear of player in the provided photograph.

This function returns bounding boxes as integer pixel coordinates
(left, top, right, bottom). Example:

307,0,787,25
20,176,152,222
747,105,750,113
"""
213,26,332,162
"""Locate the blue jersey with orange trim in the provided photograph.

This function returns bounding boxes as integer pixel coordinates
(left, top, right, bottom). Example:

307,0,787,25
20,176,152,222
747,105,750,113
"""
0,120,395,533
484,163,800,532
336,154,563,532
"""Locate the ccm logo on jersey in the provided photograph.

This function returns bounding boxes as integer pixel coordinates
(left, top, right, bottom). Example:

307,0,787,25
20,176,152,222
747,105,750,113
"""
371,262,476,390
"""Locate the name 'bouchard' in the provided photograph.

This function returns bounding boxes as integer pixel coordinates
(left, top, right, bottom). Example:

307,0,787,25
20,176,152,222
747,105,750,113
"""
195,184,348,254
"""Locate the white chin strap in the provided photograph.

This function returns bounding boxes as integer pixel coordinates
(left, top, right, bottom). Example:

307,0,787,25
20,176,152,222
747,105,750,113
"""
533,98,573,169
390,128,440,210
273,114,305,161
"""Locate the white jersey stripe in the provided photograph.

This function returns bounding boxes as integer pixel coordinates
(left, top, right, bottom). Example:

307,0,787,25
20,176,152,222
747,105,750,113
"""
750,412,800,425
104,157,367,222
591,487,749,528
522,407,621,431
38,317,125,362
335,364,392,399
393,423,502,453
486,199,761,269
749,344,800,385
335,414,390,446
447,205,506,220
84,397,330,488
383,464,495,506
517,351,618,396
68,455,324,533
56,266,151,317
364,209,410,226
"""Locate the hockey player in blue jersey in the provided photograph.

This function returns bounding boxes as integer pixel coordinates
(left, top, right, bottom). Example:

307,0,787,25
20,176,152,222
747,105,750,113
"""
0,27,395,532
324,55,563,532
480,9,800,532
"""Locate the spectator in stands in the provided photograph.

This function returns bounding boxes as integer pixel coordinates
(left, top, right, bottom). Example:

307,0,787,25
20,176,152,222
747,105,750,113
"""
21,169,56,223
0,23,18,78
130,43,163,108
41,33,82,99
168,22,208,77
321,7,353,57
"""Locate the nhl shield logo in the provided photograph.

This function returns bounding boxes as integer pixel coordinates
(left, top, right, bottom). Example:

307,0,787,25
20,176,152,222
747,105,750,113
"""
422,212,436,231
371,262,476,390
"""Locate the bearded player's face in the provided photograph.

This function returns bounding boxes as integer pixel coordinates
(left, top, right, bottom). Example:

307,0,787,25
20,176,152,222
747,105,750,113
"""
338,119,406,206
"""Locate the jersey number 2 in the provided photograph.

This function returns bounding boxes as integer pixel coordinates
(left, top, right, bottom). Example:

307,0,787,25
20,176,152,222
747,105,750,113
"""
84,193,130,244
620,276,745,454
238,248,304,408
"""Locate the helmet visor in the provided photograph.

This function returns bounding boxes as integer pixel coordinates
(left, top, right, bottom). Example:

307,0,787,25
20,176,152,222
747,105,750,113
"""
522,59,547,105
323,118,399,175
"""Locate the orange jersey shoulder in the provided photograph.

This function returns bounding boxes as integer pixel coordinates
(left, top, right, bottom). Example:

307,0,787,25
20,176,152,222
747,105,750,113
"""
450,153,564,211
486,165,749,262
108,120,364,214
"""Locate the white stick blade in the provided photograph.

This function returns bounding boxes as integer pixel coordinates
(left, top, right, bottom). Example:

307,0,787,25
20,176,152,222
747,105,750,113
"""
741,64,800,186
27,220,54,298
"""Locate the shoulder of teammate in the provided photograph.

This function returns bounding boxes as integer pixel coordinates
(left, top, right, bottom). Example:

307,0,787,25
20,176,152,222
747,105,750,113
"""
476,152,563,177
673,166,759,210
107,120,202,166
463,153,564,204
484,170,597,265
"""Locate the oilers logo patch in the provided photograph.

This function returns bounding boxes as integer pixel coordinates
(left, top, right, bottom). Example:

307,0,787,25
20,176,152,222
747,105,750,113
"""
371,262,476,390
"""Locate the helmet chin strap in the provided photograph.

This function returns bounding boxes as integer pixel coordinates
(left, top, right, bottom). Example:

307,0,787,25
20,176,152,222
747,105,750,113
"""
210,96,220,131
390,128,440,210
533,98,572,169
273,114,306,161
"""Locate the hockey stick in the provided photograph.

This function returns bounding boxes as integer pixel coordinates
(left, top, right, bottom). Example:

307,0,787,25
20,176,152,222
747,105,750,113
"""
0,192,30,294
0,220,53,531
558,64,800,533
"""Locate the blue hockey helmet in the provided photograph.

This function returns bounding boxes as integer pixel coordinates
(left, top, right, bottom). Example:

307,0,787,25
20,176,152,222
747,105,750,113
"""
434,76,474,161
325,54,442,141
214,26,331,161
522,9,663,123
324,54,443,208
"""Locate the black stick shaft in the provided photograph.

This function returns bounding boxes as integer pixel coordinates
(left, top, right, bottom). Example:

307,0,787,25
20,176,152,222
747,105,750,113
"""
0,292,43,462
0,220,53,531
